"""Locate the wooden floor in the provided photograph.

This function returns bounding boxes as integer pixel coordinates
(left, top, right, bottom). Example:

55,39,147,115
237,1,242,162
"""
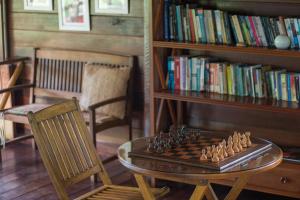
0,139,298,200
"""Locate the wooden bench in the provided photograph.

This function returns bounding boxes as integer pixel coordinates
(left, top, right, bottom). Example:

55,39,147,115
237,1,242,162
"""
0,48,134,163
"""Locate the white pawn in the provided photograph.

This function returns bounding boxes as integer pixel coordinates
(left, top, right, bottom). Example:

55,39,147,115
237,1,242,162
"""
233,133,240,153
245,132,252,147
212,151,219,163
206,146,212,158
241,134,248,148
200,149,207,161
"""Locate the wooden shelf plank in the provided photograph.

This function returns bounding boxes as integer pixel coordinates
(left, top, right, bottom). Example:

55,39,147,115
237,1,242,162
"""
154,90,300,114
153,41,300,58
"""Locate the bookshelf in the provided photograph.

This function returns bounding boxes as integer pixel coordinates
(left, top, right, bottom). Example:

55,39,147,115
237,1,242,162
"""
149,0,300,198
154,41,300,58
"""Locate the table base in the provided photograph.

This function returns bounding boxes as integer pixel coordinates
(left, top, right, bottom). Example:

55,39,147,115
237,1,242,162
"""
134,174,249,200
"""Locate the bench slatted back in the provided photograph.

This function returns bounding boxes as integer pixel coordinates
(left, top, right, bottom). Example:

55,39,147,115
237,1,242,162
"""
32,49,133,102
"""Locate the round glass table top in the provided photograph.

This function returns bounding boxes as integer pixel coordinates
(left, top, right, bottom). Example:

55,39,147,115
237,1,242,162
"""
118,135,283,180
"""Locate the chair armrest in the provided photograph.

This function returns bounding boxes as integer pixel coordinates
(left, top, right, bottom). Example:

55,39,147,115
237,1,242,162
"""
88,96,126,110
0,83,34,94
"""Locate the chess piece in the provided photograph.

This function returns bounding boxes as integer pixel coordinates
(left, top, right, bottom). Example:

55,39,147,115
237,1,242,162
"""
200,149,208,161
245,132,252,147
211,151,219,163
206,146,212,158
232,133,240,153
238,133,243,151
222,144,228,157
218,146,225,161
227,136,233,145
241,134,248,148
227,140,235,156
212,145,216,153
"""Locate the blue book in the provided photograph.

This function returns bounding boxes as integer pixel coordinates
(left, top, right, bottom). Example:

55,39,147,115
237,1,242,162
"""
290,20,299,49
164,0,170,40
287,74,292,101
237,66,244,96
167,57,174,90
196,9,207,43
224,12,232,45
176,6,183,42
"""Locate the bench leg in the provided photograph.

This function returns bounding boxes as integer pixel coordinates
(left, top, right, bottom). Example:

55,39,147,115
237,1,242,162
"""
128,123,133,141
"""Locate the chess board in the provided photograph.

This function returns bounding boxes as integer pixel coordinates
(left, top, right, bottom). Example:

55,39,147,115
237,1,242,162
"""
129,132,272,171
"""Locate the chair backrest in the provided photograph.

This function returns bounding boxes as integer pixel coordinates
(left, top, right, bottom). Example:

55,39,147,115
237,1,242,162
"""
32,48,134,118
27,98,112,199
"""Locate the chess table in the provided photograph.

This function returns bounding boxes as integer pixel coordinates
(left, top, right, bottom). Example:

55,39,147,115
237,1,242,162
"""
118,134,283,200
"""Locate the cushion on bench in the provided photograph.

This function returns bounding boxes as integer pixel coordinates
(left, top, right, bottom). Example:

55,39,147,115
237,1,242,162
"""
4,103,117,125
4,104,51,116
80,63,132,120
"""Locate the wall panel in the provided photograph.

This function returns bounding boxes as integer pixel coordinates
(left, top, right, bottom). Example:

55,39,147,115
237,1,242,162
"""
8,0,145,129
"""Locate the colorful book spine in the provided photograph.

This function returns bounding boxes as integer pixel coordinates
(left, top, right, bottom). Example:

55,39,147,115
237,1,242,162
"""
281,73,287,101
174,57,180,90
180,57,186,90
175,6,184,42
197,9,207,43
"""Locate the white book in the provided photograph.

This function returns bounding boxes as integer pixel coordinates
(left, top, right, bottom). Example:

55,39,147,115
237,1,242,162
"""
200,58,206,91
180,57,186,90
191,58,198,91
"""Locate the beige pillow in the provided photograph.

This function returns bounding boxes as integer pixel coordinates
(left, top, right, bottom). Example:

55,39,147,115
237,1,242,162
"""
80,63,132,119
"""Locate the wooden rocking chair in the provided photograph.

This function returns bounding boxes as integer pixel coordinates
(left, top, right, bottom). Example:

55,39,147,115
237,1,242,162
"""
27,98,169,200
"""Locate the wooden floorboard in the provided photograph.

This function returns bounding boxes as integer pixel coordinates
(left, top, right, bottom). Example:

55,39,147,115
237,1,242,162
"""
0,139,298,200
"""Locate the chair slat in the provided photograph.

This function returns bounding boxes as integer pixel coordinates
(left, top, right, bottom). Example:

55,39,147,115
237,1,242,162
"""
62,113,88,171
68,112,94,168
47,118,74,179
42,120,69,179
57,115,82,174
38,122,66,179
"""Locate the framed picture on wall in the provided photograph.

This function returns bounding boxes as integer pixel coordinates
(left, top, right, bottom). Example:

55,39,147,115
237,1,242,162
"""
24,0,53,11
58,0,90,31
95,0,129,14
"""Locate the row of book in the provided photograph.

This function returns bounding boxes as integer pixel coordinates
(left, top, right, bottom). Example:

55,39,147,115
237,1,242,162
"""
167,56,300,102
163,1,300,49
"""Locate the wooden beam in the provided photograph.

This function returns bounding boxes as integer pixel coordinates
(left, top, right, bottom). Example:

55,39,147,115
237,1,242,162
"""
0,62,23,109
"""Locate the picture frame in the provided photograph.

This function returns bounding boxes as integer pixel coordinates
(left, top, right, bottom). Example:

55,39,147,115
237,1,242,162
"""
58,0,90,31
95,0,129,14
24,0,53,11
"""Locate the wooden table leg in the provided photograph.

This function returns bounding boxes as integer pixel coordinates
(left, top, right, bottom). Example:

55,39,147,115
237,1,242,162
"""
134,174,156,200
189,185,207,200
224,175,249,200
204,183,219,200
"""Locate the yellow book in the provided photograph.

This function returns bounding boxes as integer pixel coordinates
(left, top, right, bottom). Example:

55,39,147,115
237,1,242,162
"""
226,65,232,95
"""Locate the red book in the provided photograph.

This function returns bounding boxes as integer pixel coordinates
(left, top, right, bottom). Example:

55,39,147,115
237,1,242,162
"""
189,9,196,43
248,16,261,47
174,57,181,90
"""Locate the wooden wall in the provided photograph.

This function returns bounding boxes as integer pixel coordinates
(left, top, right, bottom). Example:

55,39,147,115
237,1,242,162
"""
7,0,145,129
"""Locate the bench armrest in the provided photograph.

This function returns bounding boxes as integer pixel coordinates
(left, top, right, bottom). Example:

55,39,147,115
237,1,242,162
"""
0,83,34,94
0,57,29,66
88,96,126,111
